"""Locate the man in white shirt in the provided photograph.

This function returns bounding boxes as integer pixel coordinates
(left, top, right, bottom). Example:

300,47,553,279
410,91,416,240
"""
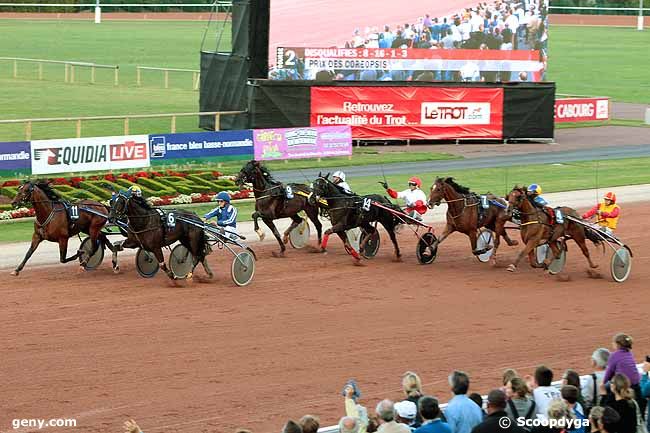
528,366,561,419
383,177,428,221
580,348,610,411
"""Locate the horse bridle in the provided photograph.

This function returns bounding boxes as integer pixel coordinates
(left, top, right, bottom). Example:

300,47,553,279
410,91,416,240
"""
16,182,64,228
432,182,479,220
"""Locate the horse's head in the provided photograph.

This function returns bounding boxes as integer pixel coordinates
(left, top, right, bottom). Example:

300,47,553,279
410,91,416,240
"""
427,177,445,208
310,173,333,203
108,190,131,222
12,180,35,208
506,185,527,217
236,160,257,186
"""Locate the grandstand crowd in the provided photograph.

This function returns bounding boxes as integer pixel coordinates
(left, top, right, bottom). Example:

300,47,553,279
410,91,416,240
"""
271,0,548,82
122,333,650,433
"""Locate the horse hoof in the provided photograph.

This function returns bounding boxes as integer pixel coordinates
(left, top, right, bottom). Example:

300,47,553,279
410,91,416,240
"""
112,266,120,274
507,264,516,272
282,235,290,244
78,265,86,273
353,259,365,267
271,251,285,258
256,231,266,241
392,256,403,263
591,264,599,269
10,270,19,277
187,272,193,280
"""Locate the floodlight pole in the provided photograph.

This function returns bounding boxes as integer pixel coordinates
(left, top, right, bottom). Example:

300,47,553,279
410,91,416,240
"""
639,0,645,31
95,0,101,24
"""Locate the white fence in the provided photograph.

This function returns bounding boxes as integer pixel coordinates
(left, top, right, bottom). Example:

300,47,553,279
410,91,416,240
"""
0,56,119,84
136,65,200,90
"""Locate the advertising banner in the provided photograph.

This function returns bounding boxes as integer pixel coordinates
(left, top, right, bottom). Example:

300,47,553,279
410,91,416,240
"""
311,87,503,140
253,126,352,161
0,141,31,174
554,98,610,123
148,130,254,163
31,135,149,175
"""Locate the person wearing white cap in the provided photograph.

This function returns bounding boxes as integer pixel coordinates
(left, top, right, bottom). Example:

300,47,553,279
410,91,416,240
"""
395,400,419,431
332,171,353,195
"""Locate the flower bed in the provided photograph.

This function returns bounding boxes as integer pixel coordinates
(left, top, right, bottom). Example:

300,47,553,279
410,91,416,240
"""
0,169,253,220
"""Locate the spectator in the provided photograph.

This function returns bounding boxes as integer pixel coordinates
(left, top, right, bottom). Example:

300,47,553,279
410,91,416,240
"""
502,369,519,391
123,420,143,433
599,373,638,433
581,348,610,415
299,416,319,433
596,406,621,433
283,420,303,433
444,371,484,433
641,360,650,432
468,393,486,419
604,333,643,414
518,71,528,81
442,29,455,49
403,371,424,424
531,400,575,433
344,380,369,433
562,370,587,411
588,406,604,431
395,401,419,431
505,377,536,424
414,396,451,433
560,386,587,433
376,400,411,433
340,417,361,433
528,366,561,419
471,390,528,433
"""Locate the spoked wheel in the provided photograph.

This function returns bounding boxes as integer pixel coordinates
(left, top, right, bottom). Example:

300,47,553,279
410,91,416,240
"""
360,229,380,259
135,248,159,278
416,232,438,265
289,219,311,249
231,250,256,286
535,242,566,275
346,227,362,253
79,237,105,270
169,244,194,279
611,246,632,283
476,228,495,263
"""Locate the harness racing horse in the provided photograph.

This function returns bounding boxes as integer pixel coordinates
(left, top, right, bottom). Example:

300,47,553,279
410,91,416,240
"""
235,160,322,257
505,186,599,273
310,174,403,264
10,180,115,276
109,191,213,280
427,177,518,264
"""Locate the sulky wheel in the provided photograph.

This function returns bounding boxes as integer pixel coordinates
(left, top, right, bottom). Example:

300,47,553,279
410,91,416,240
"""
610,247,632,283
79,237,105,270
416,232,438,265
135,248,159,278
476,228,495,263
289,219,311,249
360,229,380,259
169,244,194,279
231,250,256,286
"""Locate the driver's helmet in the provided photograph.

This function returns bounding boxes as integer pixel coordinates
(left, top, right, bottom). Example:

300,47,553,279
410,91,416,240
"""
332,171,346,183
216,191,231,203
527,184,542,195
129,185,143,197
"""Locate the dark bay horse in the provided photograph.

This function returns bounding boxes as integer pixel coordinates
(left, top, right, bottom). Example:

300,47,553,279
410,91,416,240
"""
310,174,403,264
109,191,212,280
236,160,322,257
427,177,518,264
10,180,114,276
505,186,599,273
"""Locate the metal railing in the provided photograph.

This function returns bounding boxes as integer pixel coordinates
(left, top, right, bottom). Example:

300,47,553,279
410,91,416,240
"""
0,111,245,140
0,57,119,85
0,2,232,7
136,65,200,90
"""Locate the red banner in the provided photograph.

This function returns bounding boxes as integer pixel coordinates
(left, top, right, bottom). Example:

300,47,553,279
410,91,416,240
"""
310,87,503,140
554,97,610,123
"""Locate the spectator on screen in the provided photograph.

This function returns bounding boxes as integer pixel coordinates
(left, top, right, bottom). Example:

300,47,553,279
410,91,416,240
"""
531,400,576,433
599,374,638,433
560,386,587,433
402,371,424,424
395,401,419,431
528,366,561,419
468,393,487,419
375,400,410,433
505,377,536,423
471,390,528,433
414,397,450,433
518,72,528,81
581,348,610,416
562,370,586,410
442,29,455,49
430,18,441,42
445,371,484,433
340,417,361,433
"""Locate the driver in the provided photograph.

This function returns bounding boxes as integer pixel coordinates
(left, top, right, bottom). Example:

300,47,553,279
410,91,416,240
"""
204,192,239,239
382,177,428,221
581,191,620,235
527,183,564,224
129,184,143,198
332,171,354,194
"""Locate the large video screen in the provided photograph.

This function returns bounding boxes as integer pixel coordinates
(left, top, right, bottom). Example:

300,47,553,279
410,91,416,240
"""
269,0,548,82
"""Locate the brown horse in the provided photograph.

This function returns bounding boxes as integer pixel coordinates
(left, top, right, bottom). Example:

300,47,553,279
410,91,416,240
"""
10,181,114,276
505,186,599,272
427,177,518,264
236,160,322,257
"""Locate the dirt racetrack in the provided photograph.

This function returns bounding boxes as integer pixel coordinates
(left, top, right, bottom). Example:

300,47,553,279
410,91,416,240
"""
1,202,649,433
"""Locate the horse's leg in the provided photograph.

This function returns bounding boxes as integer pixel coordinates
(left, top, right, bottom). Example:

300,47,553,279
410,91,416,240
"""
263,218,286,257
283,214,303,244
496,216,518,247
79,224,102,269
433,224,454,249
491,232,502,266
11,232,43,276
305,205,323,245
58,237,80,263
378,219,401,262
573,229,599,269
507,237,538,272
97,232,120,273
253,211,265,241
154,248,174,280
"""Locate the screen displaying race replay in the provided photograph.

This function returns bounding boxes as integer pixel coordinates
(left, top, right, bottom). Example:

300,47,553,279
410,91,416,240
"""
268,0,548,82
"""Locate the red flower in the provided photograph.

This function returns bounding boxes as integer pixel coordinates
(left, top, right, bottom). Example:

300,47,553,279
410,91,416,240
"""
2,180,20,187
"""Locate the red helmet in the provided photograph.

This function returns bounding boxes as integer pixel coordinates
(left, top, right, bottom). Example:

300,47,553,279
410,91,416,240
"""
408,176,422,188
603,192,616,203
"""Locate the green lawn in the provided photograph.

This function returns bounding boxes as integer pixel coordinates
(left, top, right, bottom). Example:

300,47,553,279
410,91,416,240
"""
3,156,649,244
0,21,649,142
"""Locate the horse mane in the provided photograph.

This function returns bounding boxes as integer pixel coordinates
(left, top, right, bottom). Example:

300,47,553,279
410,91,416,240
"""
132,195,154,211
34,181,62,201
252,161,280,185
443,177,471,194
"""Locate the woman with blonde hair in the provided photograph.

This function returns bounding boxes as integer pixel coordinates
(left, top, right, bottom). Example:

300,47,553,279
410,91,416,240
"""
402,371,423,424
505,377,536,423
599,373,638,433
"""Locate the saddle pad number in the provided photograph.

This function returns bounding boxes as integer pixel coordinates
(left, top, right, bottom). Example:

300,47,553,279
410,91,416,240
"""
70,205,79,220
362,198,372,211
286,185,294,199
167,212,176,228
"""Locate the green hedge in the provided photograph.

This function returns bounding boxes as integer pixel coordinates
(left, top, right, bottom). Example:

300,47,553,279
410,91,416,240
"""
79,181,114,200
0,187,18,199
0,204,13,211
135,178,176,196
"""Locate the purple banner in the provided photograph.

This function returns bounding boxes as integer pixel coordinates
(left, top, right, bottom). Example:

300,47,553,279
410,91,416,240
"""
253,125,352,160
0,141,31,172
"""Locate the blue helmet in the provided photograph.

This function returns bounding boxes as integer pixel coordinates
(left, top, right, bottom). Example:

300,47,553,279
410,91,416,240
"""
527,184,542,195
216,192,231,203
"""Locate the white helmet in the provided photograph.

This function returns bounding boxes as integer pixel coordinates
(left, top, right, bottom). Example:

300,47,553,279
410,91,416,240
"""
332,171,346,182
